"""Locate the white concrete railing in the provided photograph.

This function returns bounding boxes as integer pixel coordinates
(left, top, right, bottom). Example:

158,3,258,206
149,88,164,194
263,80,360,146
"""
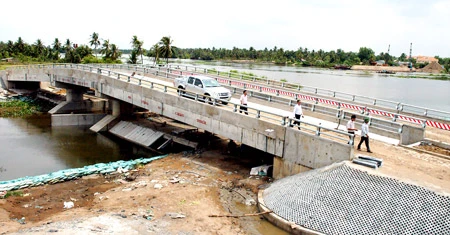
8,64,355,145
83,64,427,133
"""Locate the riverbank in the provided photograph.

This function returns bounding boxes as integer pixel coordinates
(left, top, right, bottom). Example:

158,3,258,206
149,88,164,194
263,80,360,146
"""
0,147,286,235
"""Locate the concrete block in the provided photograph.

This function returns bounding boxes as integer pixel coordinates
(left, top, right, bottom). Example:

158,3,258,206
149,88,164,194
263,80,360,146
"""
400,124,425,145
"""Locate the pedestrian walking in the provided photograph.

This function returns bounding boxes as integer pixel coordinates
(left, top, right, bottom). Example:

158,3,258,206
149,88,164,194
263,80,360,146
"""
292,100,304,130
239,90,248,115
346,114,357,143
357,117,372,153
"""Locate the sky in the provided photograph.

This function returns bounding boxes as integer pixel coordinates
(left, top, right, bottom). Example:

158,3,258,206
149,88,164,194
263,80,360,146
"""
1,0,449,57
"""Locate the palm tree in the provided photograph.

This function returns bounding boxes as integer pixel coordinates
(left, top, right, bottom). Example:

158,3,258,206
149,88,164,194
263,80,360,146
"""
64,39,72,62
131,35,144,64
89,32,100,55
110,44,121,61
158,36,174,64
52,38,61,61
15,37,25,54
33,39,45,58
64,39,72,52
100,39,111,59
127,50,138,64
149,43,160,65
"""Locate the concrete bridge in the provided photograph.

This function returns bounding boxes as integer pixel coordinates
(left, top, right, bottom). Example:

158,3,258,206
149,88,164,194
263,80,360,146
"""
0,64,429,178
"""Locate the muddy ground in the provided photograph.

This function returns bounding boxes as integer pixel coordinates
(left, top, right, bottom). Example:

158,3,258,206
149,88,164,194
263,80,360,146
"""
0,142,287,235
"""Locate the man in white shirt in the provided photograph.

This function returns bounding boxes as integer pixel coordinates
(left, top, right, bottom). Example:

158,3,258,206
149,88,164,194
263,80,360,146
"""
292,100,304,130
239,90,248,115
346,114,357,143
357,117,372,153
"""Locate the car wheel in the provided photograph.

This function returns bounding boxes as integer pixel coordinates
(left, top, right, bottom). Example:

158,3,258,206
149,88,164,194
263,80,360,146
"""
222,101,228,105
204,94,213,104
177,88,185,96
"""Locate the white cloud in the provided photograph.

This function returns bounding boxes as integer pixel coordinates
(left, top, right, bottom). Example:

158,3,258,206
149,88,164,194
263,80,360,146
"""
1,0,448,57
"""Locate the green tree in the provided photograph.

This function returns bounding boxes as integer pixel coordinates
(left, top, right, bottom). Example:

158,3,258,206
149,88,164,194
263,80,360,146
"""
127,49,138,64
399,53,407,61
147,43,160,65
357,47,375,65
52,38,61,60
89,32,100,55
100,39,111,59
110,44,121,61
14,37,25,54
131,35,144,64
158,36,174,64
33,39,45,58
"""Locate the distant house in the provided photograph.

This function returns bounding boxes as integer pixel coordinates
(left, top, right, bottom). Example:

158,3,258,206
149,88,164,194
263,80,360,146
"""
375,60,385,66
410,55,439,64
0,57,14,62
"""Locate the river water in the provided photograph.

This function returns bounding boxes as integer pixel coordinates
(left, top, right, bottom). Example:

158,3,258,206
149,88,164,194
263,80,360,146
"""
0,115,154,181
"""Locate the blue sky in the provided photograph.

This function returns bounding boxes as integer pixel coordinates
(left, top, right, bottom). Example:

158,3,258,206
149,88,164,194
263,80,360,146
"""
1,0,449,57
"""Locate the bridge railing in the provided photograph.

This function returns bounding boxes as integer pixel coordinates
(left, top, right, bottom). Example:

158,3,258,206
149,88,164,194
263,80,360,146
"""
91,64,444,130
78,63,427,135
48,64,355,145
162,63,450,121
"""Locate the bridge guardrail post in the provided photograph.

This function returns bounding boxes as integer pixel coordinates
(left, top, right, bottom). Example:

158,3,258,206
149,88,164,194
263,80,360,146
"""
150,82,154,89
138,79,141,85
233,104,237,112
164,86,167,93
256,110,261,118
349,135,354,145
316,125,322,136
127,76,130,82
282,117,288,126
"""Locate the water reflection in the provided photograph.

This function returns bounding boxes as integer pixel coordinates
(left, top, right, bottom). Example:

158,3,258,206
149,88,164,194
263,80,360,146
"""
0,115,154,181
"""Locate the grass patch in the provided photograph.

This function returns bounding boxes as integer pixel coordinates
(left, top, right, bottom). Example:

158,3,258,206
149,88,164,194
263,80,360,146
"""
0,99,40,118
2,190,24,199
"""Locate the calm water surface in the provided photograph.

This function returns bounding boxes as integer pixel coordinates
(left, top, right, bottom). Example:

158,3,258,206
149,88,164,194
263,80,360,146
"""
0,115,154,181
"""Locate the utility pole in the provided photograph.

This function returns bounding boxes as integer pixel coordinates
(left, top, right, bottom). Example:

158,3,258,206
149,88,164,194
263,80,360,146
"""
409,43,413,69
387,44,390,55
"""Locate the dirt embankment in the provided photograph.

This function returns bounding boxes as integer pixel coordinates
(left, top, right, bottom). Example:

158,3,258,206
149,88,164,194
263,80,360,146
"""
351,65,415,72
0,148,285,235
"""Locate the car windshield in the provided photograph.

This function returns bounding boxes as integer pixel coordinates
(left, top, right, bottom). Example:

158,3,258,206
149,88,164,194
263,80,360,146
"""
202,79,220,87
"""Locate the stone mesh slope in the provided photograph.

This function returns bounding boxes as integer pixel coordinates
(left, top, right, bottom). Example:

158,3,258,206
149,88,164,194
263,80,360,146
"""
263,163,450,235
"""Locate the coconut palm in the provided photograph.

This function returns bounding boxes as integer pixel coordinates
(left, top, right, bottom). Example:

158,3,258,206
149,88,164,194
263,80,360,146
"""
127,50,138,64
52,38,61,60
15,37,25,54
158,36,174,64
89,32,100,55
149,43,160,65
100,39,111,59
110,44,121,61
64,39,73,62
33,39,45,58
131,35,144,64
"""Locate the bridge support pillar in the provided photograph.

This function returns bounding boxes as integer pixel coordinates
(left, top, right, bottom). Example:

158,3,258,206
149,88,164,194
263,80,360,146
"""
66,88,84,102
111,99,134,117
49,83,106,114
